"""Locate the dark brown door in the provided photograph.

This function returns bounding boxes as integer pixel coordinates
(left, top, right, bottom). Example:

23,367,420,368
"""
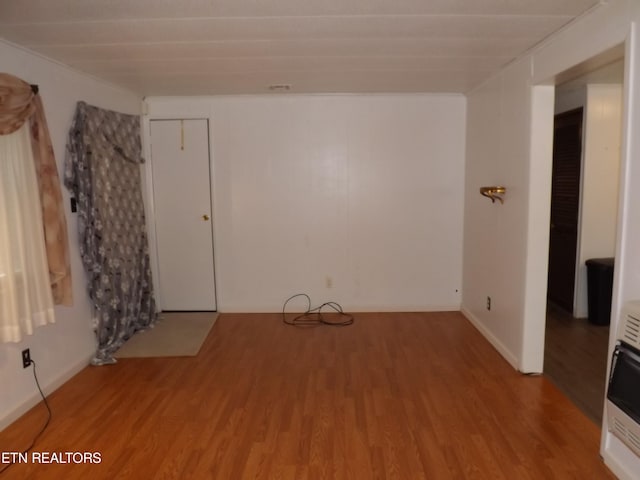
547,108,583,313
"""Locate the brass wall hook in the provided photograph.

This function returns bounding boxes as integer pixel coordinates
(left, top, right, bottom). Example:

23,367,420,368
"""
480,186,506,204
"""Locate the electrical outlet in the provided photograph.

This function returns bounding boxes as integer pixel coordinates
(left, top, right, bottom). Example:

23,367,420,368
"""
22,349,31,368
486,296,491,311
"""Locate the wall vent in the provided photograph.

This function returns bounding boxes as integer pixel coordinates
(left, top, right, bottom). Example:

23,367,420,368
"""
607,302,640,460
622,313,640,347
608,404,640,456
268,84,292,92
620,301,640,350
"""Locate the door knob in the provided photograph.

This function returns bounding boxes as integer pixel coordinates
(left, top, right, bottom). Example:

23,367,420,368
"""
202,214,210,221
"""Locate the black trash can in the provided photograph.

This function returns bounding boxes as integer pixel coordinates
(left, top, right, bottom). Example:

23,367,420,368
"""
585,257,614,325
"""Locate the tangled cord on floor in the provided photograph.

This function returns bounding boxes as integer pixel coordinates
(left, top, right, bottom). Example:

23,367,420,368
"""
282,293,354,327
0,360,51,474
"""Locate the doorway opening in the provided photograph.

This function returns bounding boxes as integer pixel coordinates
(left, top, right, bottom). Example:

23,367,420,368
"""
543,51,624,425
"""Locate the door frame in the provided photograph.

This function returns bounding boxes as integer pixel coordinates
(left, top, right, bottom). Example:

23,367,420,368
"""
522,43,629,373
141,101,218,311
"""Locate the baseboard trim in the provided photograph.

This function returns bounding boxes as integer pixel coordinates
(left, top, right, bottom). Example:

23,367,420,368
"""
218,304,462,313
461,307,520,371
0,353,92,432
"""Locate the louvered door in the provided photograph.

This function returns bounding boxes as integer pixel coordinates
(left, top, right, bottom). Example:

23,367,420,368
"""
547,108,583,313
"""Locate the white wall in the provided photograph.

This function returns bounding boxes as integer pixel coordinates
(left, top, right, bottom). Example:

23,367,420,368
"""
145,94,466,312
462,57,534,369
553,83,622,318
0,40,141,430
462,0,640,477
555,82,622,318
576,84,622,318
555,86,587,114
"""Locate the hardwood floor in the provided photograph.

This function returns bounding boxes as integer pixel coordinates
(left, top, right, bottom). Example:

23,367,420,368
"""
1,312,614,479
544,303,611,424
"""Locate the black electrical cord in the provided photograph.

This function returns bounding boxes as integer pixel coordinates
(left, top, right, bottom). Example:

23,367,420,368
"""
282,293,354,327
0,359,52,475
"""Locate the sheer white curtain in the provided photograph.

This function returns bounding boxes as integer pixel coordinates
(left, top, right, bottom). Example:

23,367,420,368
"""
0,122,55,342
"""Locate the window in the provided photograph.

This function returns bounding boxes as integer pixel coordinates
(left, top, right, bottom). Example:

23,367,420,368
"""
0,122,55,342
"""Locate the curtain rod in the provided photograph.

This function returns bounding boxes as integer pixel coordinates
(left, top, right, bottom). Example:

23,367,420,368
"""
31,84,39,95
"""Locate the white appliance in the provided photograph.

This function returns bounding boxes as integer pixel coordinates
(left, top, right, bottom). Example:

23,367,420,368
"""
607,301,640,457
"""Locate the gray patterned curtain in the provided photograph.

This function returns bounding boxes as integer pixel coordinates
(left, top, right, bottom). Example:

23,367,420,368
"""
64,101,157,365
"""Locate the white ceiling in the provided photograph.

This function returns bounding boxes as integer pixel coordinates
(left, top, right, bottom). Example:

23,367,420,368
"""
0,0,603,96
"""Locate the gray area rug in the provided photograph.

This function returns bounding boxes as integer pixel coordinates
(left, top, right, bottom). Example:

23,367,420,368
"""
115,312,218,358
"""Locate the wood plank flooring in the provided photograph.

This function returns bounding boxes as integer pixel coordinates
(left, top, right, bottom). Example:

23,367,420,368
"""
0,312,614,479
544,303,611,424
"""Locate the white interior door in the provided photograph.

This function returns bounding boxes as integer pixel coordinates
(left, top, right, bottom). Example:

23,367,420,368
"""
150,119,216,310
